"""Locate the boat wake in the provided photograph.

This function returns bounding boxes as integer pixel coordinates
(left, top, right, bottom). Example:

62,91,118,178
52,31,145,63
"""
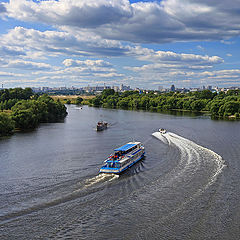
152,131,226,196
83,173,119,188
0,173,119,224
131,131,227,238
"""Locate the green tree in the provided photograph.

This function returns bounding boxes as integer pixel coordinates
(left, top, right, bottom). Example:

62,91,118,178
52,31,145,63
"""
117,98,129,109
76,97,83,105
12,108,39,129
190,100,207,111
222,101,240,116
0,112,15,136
92,96,102,107
101,89,115,99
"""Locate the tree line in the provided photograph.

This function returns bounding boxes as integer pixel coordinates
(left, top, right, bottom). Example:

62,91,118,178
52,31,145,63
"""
89,89,240,119
0,88,67,137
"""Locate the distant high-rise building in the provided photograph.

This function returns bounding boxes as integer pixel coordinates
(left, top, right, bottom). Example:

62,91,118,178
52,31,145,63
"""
113,86,119,92
170,84,175,92
207,85,212,90
119,84,131,91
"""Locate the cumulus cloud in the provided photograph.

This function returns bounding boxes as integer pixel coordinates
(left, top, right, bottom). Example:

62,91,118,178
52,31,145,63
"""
1,1,239,88
6,0,132,28
3,60,53,71
93,72,123,78
132,47,223,65
61,58,122,78
126,47,224,85
0,46,26,57
62,59,112,68
4,0,240,43
0,71,23,77
0,27,131,58
126,64,240,88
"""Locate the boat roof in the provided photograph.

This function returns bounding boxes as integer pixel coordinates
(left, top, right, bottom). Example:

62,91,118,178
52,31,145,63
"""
114,142,140,152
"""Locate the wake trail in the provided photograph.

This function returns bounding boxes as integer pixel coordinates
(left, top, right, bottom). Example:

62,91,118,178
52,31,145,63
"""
135,131,226,238
152,131,226,190
0,173,119,224
83,173,119,188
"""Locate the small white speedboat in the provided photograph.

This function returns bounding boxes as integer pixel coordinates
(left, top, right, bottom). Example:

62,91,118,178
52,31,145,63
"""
159,128,166,134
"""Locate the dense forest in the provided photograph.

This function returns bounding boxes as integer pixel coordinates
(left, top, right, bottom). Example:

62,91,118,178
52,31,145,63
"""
90,89,240,119
0,88,67,137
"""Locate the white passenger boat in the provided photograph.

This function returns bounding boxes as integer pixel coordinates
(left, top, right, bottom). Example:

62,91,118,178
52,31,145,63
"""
159,128,166,134
99,142,145,174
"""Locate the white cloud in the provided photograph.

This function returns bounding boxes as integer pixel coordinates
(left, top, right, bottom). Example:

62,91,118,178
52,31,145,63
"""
0,46,26,57
0,71,23,77
1,59,53,71
1,1,239,88
62,59,112,68
132,47,223,65
93,72,123,78
0,27,131,58
4,0,240,43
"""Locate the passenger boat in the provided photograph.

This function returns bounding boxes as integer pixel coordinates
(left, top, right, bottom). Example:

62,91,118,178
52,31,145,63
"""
97,121,108,131
159,128,166,134
99,142,145,174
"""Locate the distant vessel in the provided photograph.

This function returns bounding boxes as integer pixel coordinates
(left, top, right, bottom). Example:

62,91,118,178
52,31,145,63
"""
97,121,108,131
159,128,166,134
99,142,145,174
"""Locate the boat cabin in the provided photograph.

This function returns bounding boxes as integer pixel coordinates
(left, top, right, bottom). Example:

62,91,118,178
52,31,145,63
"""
105,142,141,168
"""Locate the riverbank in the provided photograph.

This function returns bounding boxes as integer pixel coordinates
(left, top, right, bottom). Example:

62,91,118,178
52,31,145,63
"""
89,89,240,120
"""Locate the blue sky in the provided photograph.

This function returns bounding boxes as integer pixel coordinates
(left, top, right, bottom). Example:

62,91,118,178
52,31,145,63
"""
0,0,240,89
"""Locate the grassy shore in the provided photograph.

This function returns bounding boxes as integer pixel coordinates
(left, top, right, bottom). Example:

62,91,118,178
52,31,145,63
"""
50,95,94,105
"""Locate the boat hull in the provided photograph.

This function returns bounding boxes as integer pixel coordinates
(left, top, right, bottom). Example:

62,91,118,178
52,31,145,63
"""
97,124,107,131
99,151,145,174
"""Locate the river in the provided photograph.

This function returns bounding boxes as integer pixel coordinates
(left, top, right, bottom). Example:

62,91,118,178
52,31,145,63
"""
0,105,240,239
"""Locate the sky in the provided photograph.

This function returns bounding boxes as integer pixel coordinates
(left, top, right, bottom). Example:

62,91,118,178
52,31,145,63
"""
0,0,240,89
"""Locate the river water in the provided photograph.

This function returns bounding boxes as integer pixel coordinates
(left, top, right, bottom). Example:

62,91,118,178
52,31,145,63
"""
0,105,240,239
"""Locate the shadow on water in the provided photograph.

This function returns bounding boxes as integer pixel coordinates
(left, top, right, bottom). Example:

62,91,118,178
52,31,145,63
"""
156,109,209,118
94,105,209,119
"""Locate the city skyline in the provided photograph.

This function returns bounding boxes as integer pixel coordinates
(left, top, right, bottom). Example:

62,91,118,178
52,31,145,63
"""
0,0,240,89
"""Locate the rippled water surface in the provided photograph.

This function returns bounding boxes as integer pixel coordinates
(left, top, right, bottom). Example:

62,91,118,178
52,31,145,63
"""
0,106,240,239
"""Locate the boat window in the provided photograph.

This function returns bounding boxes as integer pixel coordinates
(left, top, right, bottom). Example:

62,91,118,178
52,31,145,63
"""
108,162,114,168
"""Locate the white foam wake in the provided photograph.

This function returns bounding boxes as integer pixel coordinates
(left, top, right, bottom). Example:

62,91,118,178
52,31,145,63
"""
84,173,119,188
152,131,226,191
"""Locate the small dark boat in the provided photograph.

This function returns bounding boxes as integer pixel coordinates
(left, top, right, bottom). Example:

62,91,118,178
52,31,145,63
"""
97,121,108,131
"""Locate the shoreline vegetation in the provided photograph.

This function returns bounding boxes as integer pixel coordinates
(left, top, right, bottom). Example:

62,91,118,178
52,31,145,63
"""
88,89,240,120
0,88,67,137
1,88,239,137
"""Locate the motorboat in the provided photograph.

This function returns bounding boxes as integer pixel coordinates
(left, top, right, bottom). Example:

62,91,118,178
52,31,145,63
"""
97,121,108,131
159,128,166,134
